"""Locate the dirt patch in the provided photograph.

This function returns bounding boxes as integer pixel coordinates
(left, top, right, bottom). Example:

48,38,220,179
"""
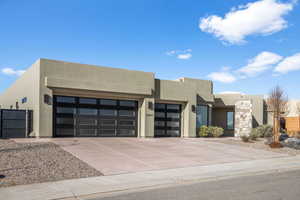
0,139,102,187
208,138,300,156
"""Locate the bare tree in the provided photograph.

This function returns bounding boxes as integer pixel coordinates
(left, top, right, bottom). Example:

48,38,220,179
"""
267,86,288,143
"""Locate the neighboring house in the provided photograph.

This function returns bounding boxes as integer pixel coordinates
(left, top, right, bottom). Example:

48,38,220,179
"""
283,100,300,135
0,59,269,138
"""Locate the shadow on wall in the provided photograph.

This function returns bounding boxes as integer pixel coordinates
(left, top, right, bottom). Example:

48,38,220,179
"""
213,98,226,107
197,95,207,104
253,116,259,128
154,79,160,99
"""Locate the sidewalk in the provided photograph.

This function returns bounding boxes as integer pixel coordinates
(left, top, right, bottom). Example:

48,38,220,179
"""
1,156,300,200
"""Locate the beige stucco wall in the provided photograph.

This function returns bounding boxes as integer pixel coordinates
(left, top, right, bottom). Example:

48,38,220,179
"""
212,107,234,136
1,58,266,138
0,60,40,137
214,94,265,127
155,78,214,137
39,58,156,137
41,62,214,138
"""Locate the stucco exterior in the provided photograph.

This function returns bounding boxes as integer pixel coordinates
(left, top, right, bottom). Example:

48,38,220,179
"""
214,93,266,127
0,58,268,138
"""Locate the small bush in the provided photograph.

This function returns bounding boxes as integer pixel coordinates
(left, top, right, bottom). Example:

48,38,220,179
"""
198,126,224,137
249,131,259,141
199,126,210,137
209,126,224,137
240,135,250,142
252,125,273,138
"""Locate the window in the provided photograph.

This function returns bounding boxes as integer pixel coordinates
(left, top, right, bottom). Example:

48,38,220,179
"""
119,110,135,117
167,113,180,119
78,108,97,116
56,107,75,114
77,118,97,126
56,96,75,103
155,112,165,118
119,100,136,107
100,120,116,126
56,118,74,125
196,105,209,128
227,112,234,129
155,121,165,127
100,99,117,106
167,121,180,127
167,104,180,110
100,109,117,116
155,104,165,110
79,98,97,104
119,120,135,126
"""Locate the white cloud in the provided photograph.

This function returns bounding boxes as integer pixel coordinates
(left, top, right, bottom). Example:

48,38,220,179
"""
1,68,25,76
218,91,245,95
207,51,283,82
199,0,295,44
166,50,176,56
177,53,192,60
207,71,237,83
274,53,300,74
237,51,282,77
166,49,192,60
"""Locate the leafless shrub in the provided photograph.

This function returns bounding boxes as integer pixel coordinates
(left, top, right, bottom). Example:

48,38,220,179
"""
267,86,288,143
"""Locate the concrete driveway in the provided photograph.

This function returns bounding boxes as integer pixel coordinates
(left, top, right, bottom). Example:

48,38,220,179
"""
52,138,285,175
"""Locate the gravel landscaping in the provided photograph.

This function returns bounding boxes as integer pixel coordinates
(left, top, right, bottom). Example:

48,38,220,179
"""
207,138,300,156
0,139,102,187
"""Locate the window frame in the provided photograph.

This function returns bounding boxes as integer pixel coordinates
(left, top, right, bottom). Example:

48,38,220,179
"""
226,111,235,130
196,104,209,128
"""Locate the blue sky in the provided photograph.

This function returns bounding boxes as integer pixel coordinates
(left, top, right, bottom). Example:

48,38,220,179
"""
1,0,299,98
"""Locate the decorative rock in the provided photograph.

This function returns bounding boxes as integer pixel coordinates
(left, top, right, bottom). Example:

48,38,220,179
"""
279,133,289,142
282,138,300,149
235,100,252,137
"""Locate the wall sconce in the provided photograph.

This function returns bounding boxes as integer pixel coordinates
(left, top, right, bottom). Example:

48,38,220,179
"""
44,94,52,105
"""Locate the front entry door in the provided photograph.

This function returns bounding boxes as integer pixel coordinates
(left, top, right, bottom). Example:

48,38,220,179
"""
154,103,181,137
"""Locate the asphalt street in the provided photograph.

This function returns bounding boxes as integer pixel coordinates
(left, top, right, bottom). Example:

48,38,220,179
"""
89,169,300,200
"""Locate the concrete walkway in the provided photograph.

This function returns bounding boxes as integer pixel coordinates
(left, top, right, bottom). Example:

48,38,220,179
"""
1,155,300,200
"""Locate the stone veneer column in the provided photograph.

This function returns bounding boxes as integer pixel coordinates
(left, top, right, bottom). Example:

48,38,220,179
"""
234,100,252,137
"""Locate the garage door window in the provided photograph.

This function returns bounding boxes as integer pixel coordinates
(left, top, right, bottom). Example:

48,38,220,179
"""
56,107,75,114
79,98,97,104
100,109,117,116
154,103,181,137
100,99,117,106
56,96,75,103
119,110,135,117
54,96,137,137
78,108,97,115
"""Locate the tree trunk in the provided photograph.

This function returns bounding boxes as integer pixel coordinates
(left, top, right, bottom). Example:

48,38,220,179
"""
273,114,280,143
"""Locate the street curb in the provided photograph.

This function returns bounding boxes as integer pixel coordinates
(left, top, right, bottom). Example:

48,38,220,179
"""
1,156,300,200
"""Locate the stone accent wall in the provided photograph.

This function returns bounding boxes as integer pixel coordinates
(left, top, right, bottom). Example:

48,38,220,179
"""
235,100,252,137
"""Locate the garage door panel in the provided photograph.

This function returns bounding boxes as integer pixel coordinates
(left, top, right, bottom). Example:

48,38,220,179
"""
154,103,181,137
56,128,75,137
54,96,137,137
117,129,135,136
78,129,97,137
99,129,116,137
